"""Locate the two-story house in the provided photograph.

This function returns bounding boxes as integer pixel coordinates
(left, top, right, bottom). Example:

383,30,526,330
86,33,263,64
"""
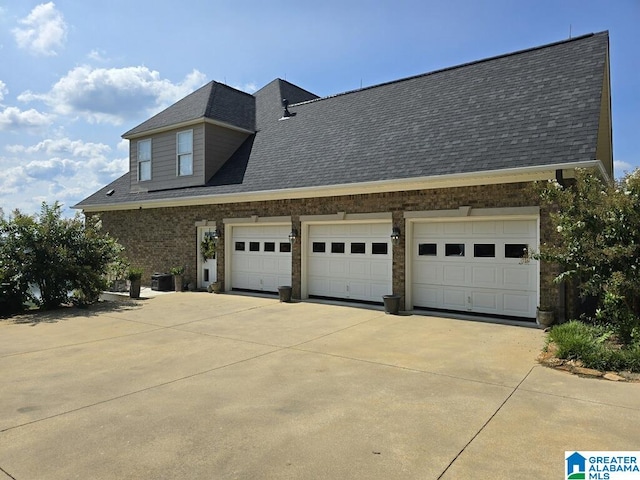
75,31,613,322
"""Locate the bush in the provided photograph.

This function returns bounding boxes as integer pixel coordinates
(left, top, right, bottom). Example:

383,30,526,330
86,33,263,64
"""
0,202,124,310
547,321,640,372
536,169,640,344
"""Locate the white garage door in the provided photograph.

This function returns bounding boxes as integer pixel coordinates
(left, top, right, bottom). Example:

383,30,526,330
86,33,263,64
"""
231,225,292,293
307,223,392,303
412,220,538,318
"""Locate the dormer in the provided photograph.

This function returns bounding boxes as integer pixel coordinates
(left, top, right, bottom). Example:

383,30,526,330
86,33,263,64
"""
123,82,255,193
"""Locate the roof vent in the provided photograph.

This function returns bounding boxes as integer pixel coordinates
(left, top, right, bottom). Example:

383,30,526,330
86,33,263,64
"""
280,98,296,119
106,189,115,196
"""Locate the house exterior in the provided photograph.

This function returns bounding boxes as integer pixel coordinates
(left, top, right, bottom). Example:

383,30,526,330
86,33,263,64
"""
75,32,613,322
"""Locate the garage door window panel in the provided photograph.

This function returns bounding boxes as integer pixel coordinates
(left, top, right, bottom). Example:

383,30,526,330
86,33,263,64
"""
331,242,345,254
372,243,388,255
445,243,465,256
505,243,529,259
249,242,260,252
418,243,437,256
474,244,495,258
313,242,326,253
279,242,291,253
350,242,366,254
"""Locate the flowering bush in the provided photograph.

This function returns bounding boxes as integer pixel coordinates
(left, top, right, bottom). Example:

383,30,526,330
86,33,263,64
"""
0,202,124,310
536,168,640,343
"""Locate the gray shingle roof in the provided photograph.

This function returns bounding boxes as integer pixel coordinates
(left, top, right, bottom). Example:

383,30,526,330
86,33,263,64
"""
122,81,256,137
76,32,609,209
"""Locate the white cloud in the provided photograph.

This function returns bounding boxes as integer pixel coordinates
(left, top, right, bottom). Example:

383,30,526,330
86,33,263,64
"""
232,82,258,94
87,49,109,62
0,137,127,214
0,80,7,102
614,160,633,172
24,157,78,180
613,160,640,180
19,65,206,125
12,2,68,56
117,138,129,152
0,106,53,131
6,137,110,157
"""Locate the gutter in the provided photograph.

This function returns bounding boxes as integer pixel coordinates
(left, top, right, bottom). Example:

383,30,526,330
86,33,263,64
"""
75,160,608,213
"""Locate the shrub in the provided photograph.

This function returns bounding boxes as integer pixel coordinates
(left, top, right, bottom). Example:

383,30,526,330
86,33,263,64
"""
547,321,640,372
536,169,640,344
0,202,124,310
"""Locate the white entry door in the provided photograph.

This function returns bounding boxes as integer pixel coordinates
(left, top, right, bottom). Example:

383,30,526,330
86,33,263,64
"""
198,227,217,289
412,219,538,318
307,223,392,303
230,225,292,293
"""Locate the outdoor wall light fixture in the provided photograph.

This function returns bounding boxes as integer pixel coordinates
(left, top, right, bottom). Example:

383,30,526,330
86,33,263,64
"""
391,227,401,246
289,228,298,245
207,228,221,245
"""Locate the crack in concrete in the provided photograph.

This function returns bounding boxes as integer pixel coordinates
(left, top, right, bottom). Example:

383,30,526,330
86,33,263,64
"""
0,347,283,434
0,303,276,358
0,466,16,480
435,365,536,479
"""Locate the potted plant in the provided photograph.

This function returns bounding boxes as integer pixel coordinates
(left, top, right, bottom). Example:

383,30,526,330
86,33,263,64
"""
127,267,143,299
208,280,224,294
536,304,555,328
170,266,185,292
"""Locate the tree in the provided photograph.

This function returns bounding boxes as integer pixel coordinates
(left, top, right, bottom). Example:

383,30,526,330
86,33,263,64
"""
536,168,640,342
0,202,124,310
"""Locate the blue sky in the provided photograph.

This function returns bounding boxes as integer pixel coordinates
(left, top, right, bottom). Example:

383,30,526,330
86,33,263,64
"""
0,0,638,215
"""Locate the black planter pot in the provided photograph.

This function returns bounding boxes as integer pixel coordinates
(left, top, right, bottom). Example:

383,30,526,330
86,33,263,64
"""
129,280,141,299
278,286,292,303
383,295,400,315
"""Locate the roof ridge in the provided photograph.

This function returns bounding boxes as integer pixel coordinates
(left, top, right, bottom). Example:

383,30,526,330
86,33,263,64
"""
276,78,319,99
290,31,608,107
204,82,217,118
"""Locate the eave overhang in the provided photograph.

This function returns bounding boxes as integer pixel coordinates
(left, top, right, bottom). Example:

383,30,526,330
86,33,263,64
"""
123,117,255,140
76,160,609,213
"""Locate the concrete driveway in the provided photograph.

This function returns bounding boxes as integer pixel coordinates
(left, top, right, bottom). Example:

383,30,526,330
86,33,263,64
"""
1,294,638,479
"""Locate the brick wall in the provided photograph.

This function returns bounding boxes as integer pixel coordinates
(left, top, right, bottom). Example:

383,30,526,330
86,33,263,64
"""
96,181,560,315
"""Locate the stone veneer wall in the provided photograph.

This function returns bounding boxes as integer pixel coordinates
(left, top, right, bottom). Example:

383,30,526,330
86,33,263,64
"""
95,182,561,316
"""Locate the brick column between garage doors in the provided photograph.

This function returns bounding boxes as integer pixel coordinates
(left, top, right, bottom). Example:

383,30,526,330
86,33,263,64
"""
392,210,406,310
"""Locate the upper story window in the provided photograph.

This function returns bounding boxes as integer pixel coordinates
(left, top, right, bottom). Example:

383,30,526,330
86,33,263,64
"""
137,139,151,181
177,130,193,176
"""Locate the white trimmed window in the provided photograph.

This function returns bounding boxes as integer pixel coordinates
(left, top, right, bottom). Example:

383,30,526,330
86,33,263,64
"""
177,130,193,176
137,139,151,181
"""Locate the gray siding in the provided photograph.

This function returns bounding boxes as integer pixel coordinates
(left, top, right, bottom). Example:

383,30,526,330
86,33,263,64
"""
204,124,250,181
129,124,206,192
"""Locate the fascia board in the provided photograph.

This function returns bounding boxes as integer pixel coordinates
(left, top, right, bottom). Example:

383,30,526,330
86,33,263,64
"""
123,117,254,140
77,160,605,213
